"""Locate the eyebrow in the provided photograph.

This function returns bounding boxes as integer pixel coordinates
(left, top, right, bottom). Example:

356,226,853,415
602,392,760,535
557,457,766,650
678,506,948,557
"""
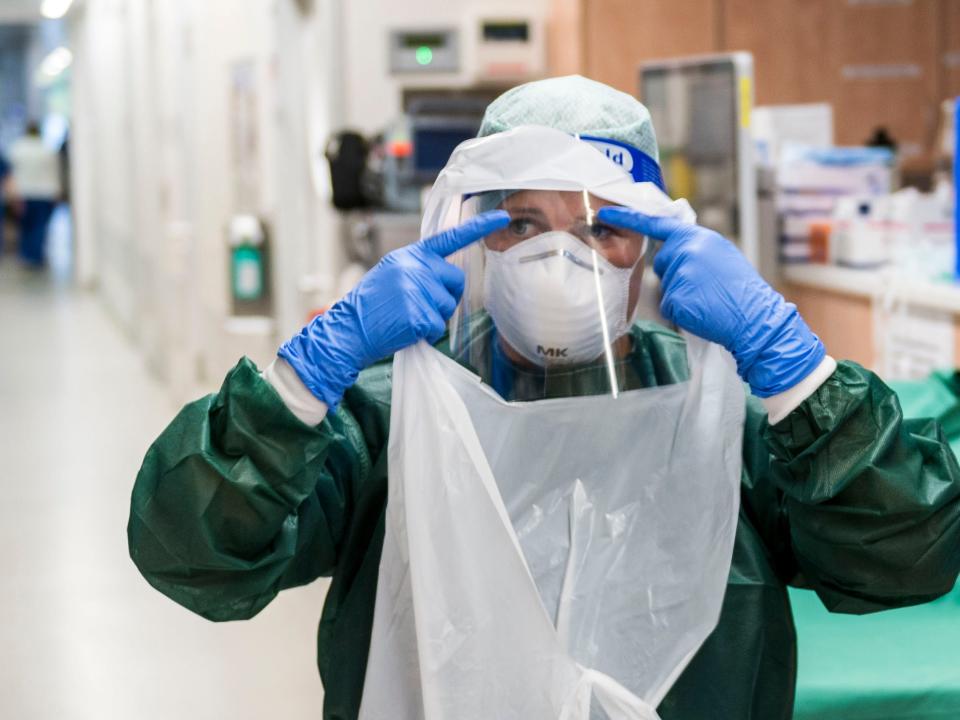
503,206,549,219
505,206,589,223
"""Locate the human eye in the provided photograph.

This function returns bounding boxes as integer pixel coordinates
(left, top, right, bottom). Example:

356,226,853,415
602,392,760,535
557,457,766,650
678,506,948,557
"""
587,222,616,242
508,217,539,239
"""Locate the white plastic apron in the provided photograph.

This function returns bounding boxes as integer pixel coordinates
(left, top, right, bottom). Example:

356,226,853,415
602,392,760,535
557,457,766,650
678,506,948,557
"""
358,333,745,720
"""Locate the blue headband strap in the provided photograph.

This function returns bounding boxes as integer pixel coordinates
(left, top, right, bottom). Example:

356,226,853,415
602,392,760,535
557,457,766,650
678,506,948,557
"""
577,135,666,192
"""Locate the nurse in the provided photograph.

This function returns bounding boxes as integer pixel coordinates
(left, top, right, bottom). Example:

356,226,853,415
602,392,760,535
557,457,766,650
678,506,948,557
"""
129,76,960,720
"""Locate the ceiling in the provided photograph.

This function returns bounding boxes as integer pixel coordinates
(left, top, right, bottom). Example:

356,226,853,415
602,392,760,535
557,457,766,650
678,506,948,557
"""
0,0,43,24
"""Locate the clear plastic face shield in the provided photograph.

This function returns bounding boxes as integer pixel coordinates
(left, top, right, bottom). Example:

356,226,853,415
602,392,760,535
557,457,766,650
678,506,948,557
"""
421,126,695,401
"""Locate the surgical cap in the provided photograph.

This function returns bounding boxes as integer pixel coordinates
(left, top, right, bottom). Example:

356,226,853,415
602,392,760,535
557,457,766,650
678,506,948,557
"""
478,75,660,163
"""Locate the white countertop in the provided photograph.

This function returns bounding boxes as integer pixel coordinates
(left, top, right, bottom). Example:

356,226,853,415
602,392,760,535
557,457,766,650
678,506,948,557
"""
782,264,960,314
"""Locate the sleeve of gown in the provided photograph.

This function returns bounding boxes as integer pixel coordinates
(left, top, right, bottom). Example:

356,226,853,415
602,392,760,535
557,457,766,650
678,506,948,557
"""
127,357,369,622
761,361,960,613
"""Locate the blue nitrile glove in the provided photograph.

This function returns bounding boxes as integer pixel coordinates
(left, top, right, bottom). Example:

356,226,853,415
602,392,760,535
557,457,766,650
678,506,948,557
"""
279,210,511,409
597,206,825,397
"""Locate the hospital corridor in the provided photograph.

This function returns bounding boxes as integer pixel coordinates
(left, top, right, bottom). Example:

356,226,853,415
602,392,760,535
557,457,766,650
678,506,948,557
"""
0,219,329,719
1,0,960,719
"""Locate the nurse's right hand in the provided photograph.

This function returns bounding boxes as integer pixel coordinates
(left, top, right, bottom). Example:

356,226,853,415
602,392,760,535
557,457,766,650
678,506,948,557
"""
278,210,510,410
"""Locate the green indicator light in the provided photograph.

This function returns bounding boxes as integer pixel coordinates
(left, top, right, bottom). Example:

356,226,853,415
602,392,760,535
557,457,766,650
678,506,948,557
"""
415,46,433,66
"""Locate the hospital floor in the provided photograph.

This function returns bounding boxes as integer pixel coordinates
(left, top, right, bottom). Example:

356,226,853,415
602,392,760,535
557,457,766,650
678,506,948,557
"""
0,215,329,719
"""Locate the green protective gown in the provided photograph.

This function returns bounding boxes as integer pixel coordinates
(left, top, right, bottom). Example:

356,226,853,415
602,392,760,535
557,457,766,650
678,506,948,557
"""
127,322,960,720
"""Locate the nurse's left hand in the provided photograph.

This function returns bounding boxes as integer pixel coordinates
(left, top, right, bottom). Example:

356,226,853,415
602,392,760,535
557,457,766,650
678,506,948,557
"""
597,206,825,398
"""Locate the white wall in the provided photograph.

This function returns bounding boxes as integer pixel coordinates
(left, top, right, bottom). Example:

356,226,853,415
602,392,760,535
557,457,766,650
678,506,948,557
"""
69,0,554,403
70,0,343,403
71,0,137,330
271,0,346,338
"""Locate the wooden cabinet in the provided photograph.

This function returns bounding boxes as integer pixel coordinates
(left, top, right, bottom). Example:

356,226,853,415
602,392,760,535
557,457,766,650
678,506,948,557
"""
724,0,939,165
943,0,960,98
547,0,585,78
550,0,952,173
782,283,875,368
826,0,940,167
722,0,832,106
581,0,717,95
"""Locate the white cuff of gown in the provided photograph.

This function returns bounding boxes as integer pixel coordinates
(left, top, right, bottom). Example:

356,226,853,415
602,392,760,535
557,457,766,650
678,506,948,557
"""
262,357,329,426
760,356,838,425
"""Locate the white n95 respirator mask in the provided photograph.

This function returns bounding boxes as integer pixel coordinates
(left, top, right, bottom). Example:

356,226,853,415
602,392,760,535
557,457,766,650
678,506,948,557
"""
482,231,642,367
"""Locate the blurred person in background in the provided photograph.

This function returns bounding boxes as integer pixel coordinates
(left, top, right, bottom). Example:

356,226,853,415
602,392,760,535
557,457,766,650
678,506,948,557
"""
8,121,62,267
0,149,12,255
0,150,10,194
